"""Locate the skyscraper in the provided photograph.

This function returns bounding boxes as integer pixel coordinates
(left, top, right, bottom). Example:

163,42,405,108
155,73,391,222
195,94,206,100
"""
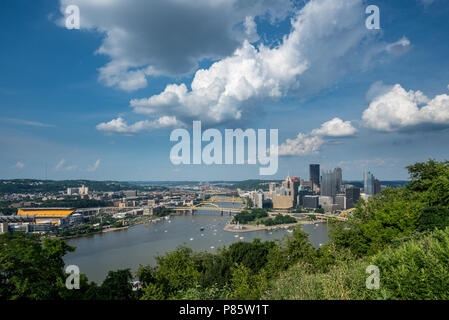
254,190,265,208
374,179,381,195
364,171,375,195
310,164,320,188
345,186,360,209
281,175,300,206
321,169,338,198
335,167,342,193
291,177,300,206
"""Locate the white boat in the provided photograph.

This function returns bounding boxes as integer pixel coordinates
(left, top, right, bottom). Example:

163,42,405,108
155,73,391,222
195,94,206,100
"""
234,235,239,238
201,234,204,237
239,237,244,240
164,230,168,233
190,238,194,241
210,246,215,249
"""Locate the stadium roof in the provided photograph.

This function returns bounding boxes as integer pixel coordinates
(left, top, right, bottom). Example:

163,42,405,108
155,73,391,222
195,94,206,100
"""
17,208,75,218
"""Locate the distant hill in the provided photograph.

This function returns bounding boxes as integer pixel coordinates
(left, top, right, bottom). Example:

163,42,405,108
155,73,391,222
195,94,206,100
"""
381,180,409,187
0,179,164,194
0,179,409,194
228,180,282,191
344,180,409,189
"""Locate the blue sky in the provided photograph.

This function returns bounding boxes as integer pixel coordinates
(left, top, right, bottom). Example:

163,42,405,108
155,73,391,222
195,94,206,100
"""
1,0,448,181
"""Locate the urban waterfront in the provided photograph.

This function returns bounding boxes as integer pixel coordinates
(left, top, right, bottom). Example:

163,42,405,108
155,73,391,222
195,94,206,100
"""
64,210,330,283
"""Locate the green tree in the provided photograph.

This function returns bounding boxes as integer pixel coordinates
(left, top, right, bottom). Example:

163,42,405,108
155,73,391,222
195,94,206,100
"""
230,264,268,300
140,282,166,300
265,227,314,278
331,188,424,256
151,247,201,299
0,233,75,300
98,269,135,300
417,206,449,231
225,239,273,274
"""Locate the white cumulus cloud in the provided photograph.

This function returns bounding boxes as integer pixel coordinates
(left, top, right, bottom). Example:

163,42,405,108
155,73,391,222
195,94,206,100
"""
362,83,449,132
96,116,182,134
279,117,356,156
118,0,409,129
311,117,357,137
279,133,324,156
58,0,292,91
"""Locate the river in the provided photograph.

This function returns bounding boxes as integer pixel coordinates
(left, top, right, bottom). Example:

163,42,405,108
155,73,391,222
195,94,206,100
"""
64,205,330,283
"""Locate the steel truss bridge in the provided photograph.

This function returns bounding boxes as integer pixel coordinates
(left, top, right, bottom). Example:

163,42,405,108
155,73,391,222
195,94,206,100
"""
207,196,245,204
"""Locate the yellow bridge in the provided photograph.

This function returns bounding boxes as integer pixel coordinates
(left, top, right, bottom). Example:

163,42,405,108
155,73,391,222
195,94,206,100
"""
207,196,245,204
167,203,243,216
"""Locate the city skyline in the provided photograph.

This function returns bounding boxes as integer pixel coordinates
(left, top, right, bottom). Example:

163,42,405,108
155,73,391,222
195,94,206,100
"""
1,0,449,181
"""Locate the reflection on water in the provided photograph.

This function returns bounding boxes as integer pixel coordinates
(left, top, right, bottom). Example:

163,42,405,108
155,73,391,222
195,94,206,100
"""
64,206,329,283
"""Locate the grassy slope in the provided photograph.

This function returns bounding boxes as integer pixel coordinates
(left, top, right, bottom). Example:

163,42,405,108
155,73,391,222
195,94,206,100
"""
265,227,449,300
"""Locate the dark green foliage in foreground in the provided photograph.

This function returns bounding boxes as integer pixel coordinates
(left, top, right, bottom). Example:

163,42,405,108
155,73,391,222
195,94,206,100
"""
417,206,449,232
330,159,449,257
267,228,449,300
0,233,75,300
137,238,278,300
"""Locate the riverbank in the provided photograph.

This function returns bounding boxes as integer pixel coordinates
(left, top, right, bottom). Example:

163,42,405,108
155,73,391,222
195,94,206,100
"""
223,219,326,233
49,215,172,240
64,215,330,283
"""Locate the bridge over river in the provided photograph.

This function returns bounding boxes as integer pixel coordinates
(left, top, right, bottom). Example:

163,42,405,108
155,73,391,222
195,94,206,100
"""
167,196,348,221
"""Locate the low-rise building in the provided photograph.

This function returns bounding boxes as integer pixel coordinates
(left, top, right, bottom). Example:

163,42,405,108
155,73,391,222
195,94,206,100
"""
273,194,294,209
303,195,319,209
335,194,347,210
